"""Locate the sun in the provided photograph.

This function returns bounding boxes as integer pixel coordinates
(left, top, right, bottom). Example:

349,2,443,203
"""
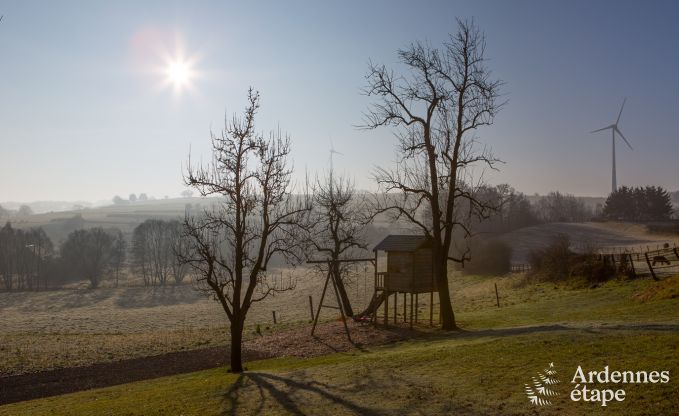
165,59,193,90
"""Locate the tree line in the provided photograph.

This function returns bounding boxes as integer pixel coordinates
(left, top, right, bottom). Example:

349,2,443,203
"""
603,186,673,221
0,223,52,290
0,218,193,291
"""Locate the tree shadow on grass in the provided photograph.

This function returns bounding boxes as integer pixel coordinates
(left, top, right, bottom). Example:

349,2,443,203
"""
223,371,381,416
310,334,369,354
13,288,116,312
114,285,202,308
222,369,492,416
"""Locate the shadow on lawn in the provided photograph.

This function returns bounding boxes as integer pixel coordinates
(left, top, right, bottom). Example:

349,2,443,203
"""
114,285,203,308
224,372,381,416
222,370,492,416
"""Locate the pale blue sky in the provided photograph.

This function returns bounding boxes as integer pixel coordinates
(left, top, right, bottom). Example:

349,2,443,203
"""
1,0,678,202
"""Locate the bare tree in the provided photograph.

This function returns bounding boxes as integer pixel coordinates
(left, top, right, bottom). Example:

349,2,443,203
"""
306,169,368,317
168,220,190,284
60,228,115,289
362,19,504,330
110,230,126,287
0,223,16,290
131,219,178,286
181,88,309,372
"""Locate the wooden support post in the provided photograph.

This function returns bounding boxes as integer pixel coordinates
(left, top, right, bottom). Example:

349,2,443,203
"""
495,283,500,308
394,291,397,324
384,292,389,327
409,293,414,329
329,268,352,342
403,292,407,322
311,270,332,336
415,293,418,323
308,295,314,321
429,291,434,326
645,252,659,281
272,311,277,324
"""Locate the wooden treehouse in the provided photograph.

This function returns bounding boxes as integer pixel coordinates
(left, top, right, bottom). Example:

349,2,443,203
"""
358,234,439,327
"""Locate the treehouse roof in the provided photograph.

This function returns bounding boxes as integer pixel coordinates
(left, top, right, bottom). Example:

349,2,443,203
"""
373,235,430,252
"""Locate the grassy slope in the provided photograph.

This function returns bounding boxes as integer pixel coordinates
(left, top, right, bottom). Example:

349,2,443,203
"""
453,275,679,329
2,275,678,415
2,331,677,415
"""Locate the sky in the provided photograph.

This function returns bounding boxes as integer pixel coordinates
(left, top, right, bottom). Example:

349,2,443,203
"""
1,0,678,203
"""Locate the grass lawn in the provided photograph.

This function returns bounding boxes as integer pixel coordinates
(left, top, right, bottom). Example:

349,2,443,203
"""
2,274,678,415
454,275,679,329
1,330,677,415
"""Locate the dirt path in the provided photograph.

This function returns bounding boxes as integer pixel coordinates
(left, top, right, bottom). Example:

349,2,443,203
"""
0,346,251,406
0,321,423,405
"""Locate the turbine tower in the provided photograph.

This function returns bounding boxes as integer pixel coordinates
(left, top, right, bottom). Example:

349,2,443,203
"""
591,98,633,193
328,139,343,197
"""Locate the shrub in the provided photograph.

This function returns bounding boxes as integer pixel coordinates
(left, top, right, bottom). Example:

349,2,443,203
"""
528,234,573,281
528,234,616,285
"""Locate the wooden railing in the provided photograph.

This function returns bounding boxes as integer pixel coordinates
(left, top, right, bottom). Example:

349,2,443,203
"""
375,272,387,289
510,264,531,273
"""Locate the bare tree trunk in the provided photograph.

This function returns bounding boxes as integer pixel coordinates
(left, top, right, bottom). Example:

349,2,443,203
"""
435,260,457,330
230,318,244,373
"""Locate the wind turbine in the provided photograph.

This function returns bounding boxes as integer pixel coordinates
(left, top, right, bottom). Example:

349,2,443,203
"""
329,139,343,172
328,139,343,196
591,98,633,193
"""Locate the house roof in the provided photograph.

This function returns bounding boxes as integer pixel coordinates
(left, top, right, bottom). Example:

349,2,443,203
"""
373,235,430,252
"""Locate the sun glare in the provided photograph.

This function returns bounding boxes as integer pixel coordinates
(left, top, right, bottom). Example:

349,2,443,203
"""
165,59,193,90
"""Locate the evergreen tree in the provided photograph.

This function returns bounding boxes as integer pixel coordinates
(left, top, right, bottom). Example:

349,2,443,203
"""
603,185,673,221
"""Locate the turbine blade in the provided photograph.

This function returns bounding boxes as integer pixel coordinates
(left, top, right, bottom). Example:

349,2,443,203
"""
615,127,633,150
591,125,614,133
616,97,627,124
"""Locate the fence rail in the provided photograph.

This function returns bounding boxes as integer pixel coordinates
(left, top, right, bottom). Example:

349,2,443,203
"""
510,264,531,273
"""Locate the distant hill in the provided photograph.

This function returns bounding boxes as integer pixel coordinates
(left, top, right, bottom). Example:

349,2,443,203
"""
0,200,101,214
7,197,216,244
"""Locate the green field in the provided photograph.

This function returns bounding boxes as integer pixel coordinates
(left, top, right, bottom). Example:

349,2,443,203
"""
2,274,678,415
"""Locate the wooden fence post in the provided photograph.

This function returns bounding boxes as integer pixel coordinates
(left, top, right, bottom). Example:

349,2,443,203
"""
627,253,637,278
495,283,500,308
644,252,659,281
272,310,277,324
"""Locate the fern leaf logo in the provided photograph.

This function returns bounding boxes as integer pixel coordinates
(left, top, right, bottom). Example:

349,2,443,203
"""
524,362,560,406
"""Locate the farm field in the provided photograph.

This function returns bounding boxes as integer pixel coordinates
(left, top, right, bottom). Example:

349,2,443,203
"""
3,257,679,378
0,266,376,376
3,212,679,410
1,273,678,415
496,221,678,263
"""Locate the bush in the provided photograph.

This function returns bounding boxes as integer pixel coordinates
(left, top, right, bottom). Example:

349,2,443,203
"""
463,240,512,275
528,234,616,285
528,234,573,281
